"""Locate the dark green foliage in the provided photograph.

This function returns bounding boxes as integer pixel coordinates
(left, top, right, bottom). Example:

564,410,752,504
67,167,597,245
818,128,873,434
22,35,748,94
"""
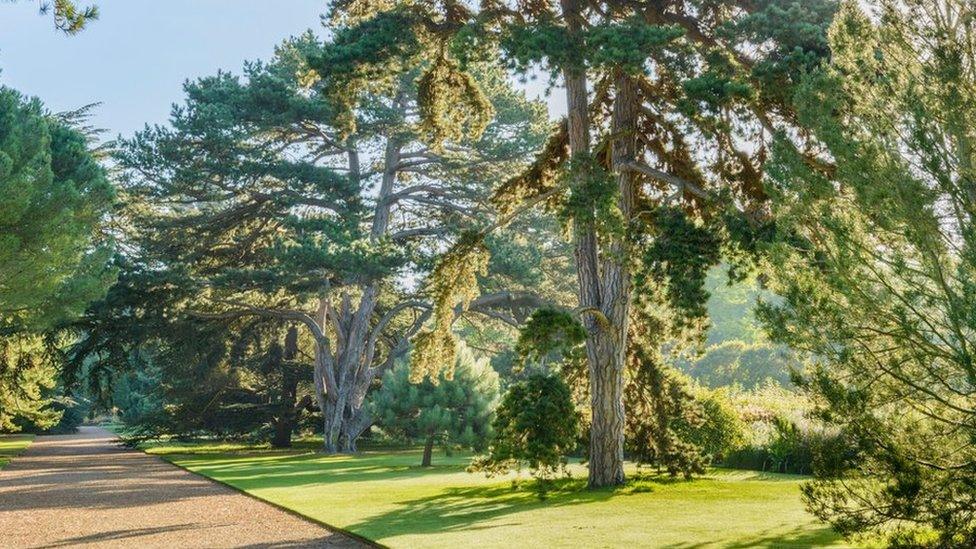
372,344,499,465
636,207,722,333
0,336,61,432
513,308,585,369
586,20,684,73
558,154,623,241
0,87,116,335
471,373,579,496
720,0,836,108
500,20,579,75
624,348,708,479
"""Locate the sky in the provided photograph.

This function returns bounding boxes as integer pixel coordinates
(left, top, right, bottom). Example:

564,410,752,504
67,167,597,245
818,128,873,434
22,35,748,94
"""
0,0,561,141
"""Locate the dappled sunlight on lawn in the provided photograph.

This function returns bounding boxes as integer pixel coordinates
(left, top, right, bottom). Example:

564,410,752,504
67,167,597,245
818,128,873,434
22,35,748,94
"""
148,443,849,548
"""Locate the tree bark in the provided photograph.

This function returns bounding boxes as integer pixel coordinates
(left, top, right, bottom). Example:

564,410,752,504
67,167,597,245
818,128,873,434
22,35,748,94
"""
587,72,639,488
558,0,628,489
270,326,303,449
421,434,435,467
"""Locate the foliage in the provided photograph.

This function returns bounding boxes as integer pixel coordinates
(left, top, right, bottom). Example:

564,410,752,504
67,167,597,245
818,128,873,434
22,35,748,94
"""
637,207,723,334
624,336,708,478
94,29,553,453
0,336,60,432
0,87,115,335
372,343,499,465
760,1,976,544
9,0,98,33
513,307,585,369
109,319,315,444
679,340,796,389
674,388,746,464
411,234,490,384
471,373,579,496
723,415,848,476
0,87,113,432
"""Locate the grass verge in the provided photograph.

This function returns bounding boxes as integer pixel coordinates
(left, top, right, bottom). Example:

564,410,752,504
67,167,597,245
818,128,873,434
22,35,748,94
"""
0,434,34,469
145,440,850,548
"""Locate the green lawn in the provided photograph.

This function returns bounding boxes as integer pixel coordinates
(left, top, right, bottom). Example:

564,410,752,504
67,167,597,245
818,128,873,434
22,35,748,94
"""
146,440,850,548
0,434,34,469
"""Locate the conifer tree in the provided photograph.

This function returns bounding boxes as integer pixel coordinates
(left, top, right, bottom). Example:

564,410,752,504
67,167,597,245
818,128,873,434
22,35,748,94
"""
0,87,114,431
762,1,976,544
325,0,835,486
111,32,557,452
372,343,499,466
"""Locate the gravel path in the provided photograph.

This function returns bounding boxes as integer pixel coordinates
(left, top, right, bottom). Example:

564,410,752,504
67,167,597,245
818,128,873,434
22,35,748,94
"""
0,426,368,548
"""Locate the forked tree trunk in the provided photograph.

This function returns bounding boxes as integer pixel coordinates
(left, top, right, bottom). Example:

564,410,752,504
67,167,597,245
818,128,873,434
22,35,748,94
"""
587,72,639,487
559,0,628,488
421,434,435,467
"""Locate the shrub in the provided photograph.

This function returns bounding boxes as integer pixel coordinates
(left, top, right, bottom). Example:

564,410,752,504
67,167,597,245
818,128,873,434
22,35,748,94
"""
723,415,847,475
470,372,579,497
676,388,747,463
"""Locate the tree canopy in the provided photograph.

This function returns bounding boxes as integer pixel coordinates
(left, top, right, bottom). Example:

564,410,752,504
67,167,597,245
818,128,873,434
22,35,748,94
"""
0,88,115,431
761,0,976,544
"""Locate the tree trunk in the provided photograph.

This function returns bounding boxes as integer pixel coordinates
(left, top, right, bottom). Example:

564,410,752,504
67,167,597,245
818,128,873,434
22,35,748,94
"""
558,0,627,488
341,405,372,453
586,72,639,488
271,326,301,449
421,434,435,467
271,418,293,448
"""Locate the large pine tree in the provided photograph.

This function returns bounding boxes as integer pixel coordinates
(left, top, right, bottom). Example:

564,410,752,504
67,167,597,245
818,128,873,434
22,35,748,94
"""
109,33,558,452
327,0,835,486
762,1,976,544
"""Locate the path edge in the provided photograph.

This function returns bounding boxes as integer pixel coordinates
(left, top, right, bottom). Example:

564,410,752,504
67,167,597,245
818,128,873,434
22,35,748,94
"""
137,444,387,549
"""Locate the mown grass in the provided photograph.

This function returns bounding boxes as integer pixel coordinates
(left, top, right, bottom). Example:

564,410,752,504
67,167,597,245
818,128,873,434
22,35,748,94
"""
145,439,850,548
0,434,34,469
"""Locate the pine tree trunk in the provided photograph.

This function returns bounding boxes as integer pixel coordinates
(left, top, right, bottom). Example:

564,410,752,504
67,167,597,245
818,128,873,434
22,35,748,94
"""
558,1,629,488
271,419,293,448
271,326,301,449
421,434,435,467
590,72,639,487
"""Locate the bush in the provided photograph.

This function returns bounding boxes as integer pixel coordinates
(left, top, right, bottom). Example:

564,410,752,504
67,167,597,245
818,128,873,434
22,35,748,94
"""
470,372,579,497
723,415,847,475
676,388,746,463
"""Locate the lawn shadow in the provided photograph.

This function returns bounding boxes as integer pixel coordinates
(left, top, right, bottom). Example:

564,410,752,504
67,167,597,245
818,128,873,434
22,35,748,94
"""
171,450,470,491
343,474,686,542
660,523,848,548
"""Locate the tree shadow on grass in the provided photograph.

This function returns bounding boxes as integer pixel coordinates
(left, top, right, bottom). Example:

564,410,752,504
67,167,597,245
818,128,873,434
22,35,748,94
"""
173,451,470,490
660,524,848,548
343,476,673,541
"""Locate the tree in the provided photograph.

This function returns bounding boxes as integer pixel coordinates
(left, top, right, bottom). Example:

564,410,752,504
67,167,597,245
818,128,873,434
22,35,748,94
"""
0,88,115,335
471,372,579,496
760,1,976,545
112,31,556,453
372,343,499,466
329,0,836,486
0,87,114,431
0,336,60,432
5,0,98,34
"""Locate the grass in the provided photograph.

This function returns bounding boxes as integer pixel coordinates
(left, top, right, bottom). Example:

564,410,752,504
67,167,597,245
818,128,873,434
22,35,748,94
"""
0,434,34,469
145,439,851,549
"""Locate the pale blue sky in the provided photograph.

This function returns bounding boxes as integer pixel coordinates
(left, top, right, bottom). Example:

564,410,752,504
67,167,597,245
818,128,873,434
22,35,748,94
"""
0,1,560,140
